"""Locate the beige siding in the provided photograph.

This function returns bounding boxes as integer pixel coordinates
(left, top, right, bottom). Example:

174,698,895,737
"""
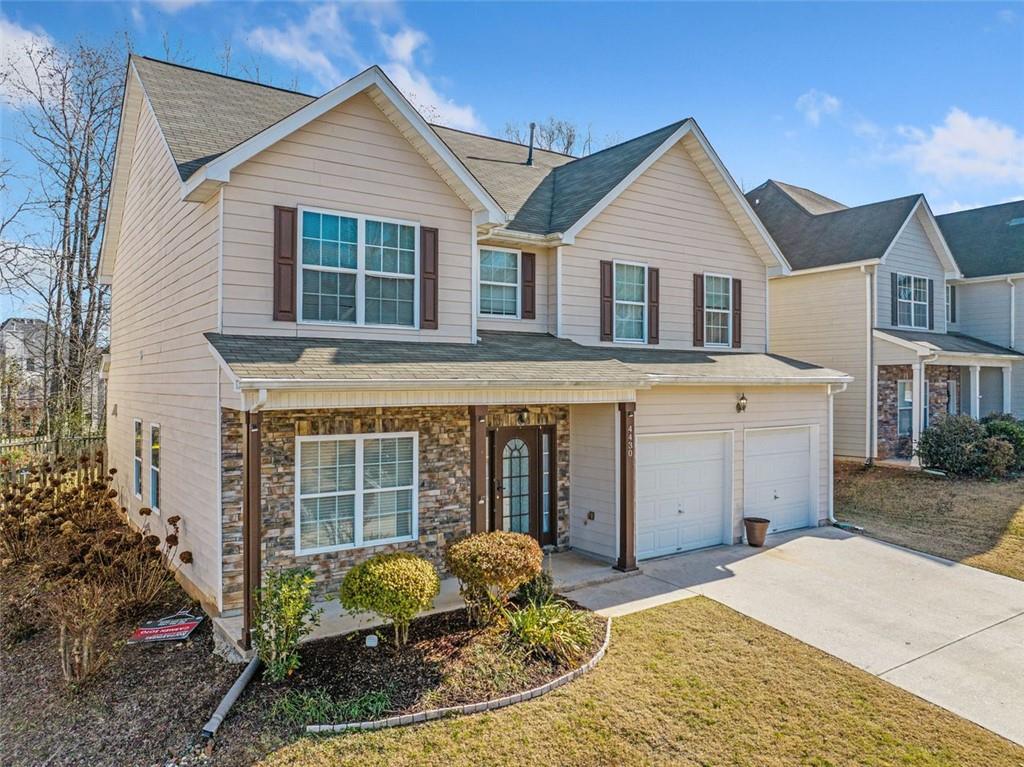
106,99,222,608
560,142,767,351
877,209,948,333
769,267,868,457
220,92,474,343
635,385,831,541
475,244,555,334
568,403,617,559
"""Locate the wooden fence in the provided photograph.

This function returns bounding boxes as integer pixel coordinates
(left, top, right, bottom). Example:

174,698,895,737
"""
0,435,106,484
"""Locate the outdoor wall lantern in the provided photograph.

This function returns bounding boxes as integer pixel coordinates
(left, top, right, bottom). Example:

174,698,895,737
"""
736,393,748,413
516,409,530,425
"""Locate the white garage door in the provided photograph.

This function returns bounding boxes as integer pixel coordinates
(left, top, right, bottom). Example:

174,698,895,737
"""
636,432,730,560
745,426,815,534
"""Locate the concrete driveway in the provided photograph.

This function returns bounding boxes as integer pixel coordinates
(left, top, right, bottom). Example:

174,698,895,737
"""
570,526,1024,745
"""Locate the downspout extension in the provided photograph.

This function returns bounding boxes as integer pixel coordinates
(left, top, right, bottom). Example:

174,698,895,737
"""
202,655,261,740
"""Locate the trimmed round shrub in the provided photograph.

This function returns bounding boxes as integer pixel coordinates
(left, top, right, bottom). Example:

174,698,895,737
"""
968,437,1016,478
983,418,1024,470
915,415,985,475
338,553,439,647
445,531,543,625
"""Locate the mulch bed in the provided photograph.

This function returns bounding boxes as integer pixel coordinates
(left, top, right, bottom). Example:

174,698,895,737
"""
0,573,239,767
210,606,606,766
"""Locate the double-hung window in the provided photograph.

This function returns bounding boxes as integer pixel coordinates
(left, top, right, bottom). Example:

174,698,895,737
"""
613,262,647,342
300,210,417,327
133,419,143,498
479,248,520,317
296,433,418,554
704,274,732,347
897,380,913,437
896,273,929,329
150,424,160,511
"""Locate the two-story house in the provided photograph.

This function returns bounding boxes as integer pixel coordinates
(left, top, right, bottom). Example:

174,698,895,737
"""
748,180,1021,462
100,57,850,650
938,200,1024,420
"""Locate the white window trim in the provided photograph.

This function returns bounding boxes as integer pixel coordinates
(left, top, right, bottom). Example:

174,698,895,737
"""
294,432,419,556
296,206,420,329
132,418,143,500
704,272,733,349
478,246,521,319
897,380,913,437
613,259,648,344
896,272,930,330
149,422,161,513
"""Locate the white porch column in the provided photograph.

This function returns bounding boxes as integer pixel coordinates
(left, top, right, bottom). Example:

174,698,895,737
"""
911,362,923,462
969,365,981,420
1003,366,1013,414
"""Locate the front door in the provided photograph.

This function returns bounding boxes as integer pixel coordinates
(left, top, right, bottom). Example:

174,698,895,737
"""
490,426,556,546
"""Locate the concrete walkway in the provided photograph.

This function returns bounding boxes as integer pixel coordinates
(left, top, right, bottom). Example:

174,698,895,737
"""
570,526,1024,746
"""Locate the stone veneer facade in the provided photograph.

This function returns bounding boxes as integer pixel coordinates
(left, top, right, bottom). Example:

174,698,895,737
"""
876,364,959,459
221,404,571,611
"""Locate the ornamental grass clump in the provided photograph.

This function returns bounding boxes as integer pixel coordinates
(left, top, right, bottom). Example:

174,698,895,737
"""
445,532,543,625
254,568,322,682
502,596,594,666
338,552,440,647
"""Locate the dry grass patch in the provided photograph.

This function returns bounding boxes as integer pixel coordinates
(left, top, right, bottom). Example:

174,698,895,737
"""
255,597,1023,767
835,461,1024,581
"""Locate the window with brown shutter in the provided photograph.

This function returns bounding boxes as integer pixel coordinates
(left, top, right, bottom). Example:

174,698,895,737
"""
521,252,536,320
647,267,660,344
600,261,614,342
732,278,742,348
273,206,297,321
693,272,705,347
420,227,439,330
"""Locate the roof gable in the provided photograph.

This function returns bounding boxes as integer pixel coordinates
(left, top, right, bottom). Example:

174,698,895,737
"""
937,200,1024,279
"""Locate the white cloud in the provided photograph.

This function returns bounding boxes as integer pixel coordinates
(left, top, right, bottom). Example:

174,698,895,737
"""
795,89,841,126
997,8,1017,25
895,108,1024,186
148,0,209,12
244,3,482,131
0,16,55,105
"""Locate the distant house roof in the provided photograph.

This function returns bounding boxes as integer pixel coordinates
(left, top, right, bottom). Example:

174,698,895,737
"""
129,56,696,238
745,180,921,270
936,200,1024,279
876,328,1023,357
206,330,850,388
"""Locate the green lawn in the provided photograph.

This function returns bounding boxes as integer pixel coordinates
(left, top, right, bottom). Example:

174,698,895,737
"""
836,462,1024,581
255,597,1023,767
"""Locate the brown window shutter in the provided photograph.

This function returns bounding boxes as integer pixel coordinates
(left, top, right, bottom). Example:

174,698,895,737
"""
927,279,934,330
891,272,899,325
521,252,536,320
647,267,660,344
731,278,742,348
693,273,705,347
600,260,614,342
273,206,297,321
420,227,439,330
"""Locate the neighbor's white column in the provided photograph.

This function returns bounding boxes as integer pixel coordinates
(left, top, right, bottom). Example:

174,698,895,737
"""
1002,366,1012,414
970,365,981,419
911,362,923,464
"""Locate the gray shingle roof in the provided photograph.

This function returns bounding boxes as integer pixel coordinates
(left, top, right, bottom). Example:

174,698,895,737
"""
878,328,1023,357
205,330,851,386
746,180,920,270
936,201,1024,278
130,57,688,237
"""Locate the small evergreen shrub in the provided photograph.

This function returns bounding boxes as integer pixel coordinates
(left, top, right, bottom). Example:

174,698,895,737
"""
338,553,439,647
445,531,543,625
969,437,1016,478
502,597,594,665
254,569,322,682
515,569,554,606
983,418,1024,470
915,415,985,475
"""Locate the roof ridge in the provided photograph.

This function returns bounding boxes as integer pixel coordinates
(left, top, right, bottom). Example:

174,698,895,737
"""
555,118,689,170
937,199,1024,218
134,54,318,99
429,123,577,159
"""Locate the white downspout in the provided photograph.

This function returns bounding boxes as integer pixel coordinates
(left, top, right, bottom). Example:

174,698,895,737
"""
827,382,848,523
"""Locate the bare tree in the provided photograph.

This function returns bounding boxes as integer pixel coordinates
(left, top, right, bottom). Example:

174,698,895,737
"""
0,161,35,293
2,37,124,436
160,32,192,65
215,38,233,75
504,117,597,156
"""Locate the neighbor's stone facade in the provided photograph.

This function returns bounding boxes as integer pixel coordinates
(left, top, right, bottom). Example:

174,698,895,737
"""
876,365,960,459
221,404,571,609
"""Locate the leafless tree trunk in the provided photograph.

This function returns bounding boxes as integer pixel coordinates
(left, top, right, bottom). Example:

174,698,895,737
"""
2,37,124,436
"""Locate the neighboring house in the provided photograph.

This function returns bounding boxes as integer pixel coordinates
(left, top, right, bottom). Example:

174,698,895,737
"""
938,200,1024,420
100,57,850,649
748,180,1021,462
0,317,46,435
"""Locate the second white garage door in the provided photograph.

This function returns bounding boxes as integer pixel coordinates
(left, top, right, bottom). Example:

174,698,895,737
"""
744,426,816,534
636,432,731,560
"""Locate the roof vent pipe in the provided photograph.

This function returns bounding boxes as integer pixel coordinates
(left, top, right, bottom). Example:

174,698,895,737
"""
526,122,536,166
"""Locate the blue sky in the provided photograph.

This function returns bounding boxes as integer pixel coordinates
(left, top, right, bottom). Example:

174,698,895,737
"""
2,1,1023,314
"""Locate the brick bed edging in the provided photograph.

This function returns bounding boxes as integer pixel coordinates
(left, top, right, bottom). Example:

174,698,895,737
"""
305,616,613,734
